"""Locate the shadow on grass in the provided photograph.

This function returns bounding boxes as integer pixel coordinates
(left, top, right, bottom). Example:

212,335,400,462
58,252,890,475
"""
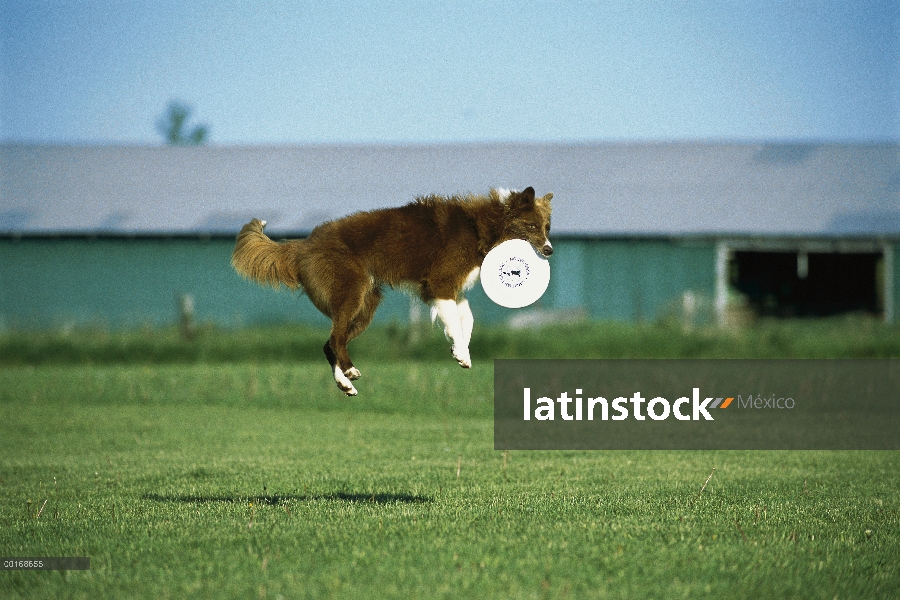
142,491,432,505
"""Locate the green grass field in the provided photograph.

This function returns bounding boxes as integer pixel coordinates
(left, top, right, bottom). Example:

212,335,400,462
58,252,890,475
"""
2,322,899,598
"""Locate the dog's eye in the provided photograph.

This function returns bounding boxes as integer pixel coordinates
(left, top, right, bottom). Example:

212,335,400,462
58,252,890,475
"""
529,224,537,230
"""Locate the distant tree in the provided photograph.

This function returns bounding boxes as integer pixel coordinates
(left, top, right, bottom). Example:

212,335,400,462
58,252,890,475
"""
156,101,209,146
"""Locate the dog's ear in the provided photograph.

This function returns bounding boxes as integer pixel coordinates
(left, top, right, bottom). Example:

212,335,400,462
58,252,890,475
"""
521,187,536,203
508,186,536,210
536,192,553,215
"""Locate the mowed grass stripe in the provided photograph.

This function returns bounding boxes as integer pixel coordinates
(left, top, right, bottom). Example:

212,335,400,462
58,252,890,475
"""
6,317,900,366
0,362,495,417
1,361,899,599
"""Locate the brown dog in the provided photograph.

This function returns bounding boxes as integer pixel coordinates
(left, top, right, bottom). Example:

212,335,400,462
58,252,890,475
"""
232,187,553,395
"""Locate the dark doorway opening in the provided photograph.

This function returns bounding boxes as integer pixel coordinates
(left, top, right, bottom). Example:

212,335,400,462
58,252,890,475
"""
730,251,882,317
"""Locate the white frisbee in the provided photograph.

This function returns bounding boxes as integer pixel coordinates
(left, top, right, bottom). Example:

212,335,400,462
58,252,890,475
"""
480,239,551,309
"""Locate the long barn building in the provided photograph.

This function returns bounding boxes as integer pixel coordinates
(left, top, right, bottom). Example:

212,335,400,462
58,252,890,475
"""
2,142,899,329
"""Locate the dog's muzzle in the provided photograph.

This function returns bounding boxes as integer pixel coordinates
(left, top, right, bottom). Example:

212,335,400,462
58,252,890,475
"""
541,243,553,257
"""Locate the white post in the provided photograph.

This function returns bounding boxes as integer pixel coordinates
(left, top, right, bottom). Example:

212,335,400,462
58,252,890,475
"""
883,243,894,324
408,296,423,343
715,240,729,327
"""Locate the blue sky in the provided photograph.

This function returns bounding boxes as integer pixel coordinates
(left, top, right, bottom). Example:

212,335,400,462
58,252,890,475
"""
2,1,898,145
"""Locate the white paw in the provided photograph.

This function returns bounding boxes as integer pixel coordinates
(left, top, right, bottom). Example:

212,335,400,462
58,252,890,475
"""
334,365,358,395
452,347,472,369
344,367,361,380
260,220,267,228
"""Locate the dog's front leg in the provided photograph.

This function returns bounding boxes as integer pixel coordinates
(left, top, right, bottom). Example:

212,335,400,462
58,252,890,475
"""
431,299,472,368
457,298,474,350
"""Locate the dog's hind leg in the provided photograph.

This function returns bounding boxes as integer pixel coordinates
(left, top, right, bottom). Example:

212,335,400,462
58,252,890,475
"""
321,273,374,396
323,340,358,396
321,341,350,392
431,298,472,368
341,286,383,380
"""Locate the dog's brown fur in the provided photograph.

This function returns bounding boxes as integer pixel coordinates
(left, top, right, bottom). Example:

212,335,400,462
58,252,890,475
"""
232,186,552,395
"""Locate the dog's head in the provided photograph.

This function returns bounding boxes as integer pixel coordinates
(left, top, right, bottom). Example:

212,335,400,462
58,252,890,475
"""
499,187,554,257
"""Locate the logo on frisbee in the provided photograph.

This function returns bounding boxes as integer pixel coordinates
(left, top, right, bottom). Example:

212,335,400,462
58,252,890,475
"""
498,257,530,288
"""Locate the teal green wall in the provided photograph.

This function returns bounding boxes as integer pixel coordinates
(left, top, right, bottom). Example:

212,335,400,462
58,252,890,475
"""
0,238,328,329
582,240,718,321
0,237,717,329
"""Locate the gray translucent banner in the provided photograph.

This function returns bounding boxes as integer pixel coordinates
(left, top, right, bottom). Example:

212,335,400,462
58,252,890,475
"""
494,359,900,450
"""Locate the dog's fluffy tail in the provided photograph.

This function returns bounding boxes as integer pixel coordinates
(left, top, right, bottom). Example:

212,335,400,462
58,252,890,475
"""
231,219,304,289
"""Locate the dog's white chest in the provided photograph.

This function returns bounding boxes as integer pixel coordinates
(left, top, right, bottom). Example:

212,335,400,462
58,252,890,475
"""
463,267,481,291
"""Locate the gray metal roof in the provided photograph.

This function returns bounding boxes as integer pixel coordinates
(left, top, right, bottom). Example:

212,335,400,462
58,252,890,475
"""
2,142,898,236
